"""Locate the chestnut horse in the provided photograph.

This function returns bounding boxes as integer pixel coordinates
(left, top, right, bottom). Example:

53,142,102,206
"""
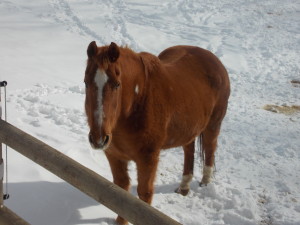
84,41,230,224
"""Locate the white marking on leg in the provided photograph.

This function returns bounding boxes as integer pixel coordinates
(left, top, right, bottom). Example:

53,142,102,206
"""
201,165,213,185
94,69,108,127
179,174,193,190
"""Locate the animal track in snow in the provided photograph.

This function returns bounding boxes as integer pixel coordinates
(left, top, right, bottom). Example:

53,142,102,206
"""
48,0,106,43
10,83,86,135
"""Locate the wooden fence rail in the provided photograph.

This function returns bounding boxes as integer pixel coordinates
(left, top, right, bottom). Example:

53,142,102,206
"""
0,119,181,225
0,206,31,225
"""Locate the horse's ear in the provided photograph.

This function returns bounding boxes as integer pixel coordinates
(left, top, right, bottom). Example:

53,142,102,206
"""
107,42,120,63
87,41,97,58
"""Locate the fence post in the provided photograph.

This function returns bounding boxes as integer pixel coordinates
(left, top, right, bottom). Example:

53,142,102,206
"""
0,81,4,207
0,81,31,225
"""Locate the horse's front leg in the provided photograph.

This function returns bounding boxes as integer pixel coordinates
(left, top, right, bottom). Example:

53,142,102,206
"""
136,152,159,204
105,152,130,225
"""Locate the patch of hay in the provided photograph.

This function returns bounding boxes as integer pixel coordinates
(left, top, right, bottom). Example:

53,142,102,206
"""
263,104,300,115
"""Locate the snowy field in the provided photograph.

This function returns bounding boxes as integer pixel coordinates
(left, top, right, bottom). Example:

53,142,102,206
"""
0,0,300,224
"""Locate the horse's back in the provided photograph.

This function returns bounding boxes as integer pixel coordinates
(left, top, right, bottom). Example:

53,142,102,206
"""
158,45,229,91
158,45,219,65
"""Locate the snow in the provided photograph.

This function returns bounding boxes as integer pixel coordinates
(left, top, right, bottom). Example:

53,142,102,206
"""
0,0,299,224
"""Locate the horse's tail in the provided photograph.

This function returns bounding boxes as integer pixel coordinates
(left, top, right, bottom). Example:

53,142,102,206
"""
198,133,205,167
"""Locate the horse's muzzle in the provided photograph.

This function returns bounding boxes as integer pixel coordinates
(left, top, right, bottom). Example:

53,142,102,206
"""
88,133,110,150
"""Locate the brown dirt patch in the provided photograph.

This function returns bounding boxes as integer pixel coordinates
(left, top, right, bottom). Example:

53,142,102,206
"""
291,80,300,87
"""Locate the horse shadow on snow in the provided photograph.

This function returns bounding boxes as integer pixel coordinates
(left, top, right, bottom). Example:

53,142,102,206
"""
5,181,115,225
5,180,203,224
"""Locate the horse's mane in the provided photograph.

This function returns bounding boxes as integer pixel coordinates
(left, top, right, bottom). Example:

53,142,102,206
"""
98,44,162,77
94,44,139,70
139,51,162,76
115,46,162,79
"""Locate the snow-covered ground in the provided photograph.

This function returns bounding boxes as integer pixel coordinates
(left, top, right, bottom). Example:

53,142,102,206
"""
0,0,299,224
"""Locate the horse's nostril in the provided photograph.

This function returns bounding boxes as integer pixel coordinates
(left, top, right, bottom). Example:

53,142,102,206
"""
89,133,93,144
103,135,110,146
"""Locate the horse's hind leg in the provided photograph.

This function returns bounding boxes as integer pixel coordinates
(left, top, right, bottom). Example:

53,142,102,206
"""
175,141,195,196
200,124,221,186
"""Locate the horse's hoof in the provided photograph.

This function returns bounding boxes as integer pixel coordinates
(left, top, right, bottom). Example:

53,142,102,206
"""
175,187,189,196
200,176,211,187
116,216,128,225
199,182,208,187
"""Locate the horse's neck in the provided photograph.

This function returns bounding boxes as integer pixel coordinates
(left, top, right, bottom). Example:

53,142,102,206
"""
120,51,169,116
120,52,148,117
121,52,170,118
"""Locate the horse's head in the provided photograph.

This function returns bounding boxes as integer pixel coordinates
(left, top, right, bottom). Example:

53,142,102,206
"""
84,41,122,150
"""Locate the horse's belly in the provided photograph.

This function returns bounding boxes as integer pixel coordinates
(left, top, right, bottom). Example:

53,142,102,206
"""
163,121,205,149
163,135,197,149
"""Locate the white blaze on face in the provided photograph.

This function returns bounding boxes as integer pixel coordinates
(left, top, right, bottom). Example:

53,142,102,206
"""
94,69,108,127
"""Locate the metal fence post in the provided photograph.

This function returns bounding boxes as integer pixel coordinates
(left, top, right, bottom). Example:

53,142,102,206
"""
0,81,30,224
0,81,4,207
